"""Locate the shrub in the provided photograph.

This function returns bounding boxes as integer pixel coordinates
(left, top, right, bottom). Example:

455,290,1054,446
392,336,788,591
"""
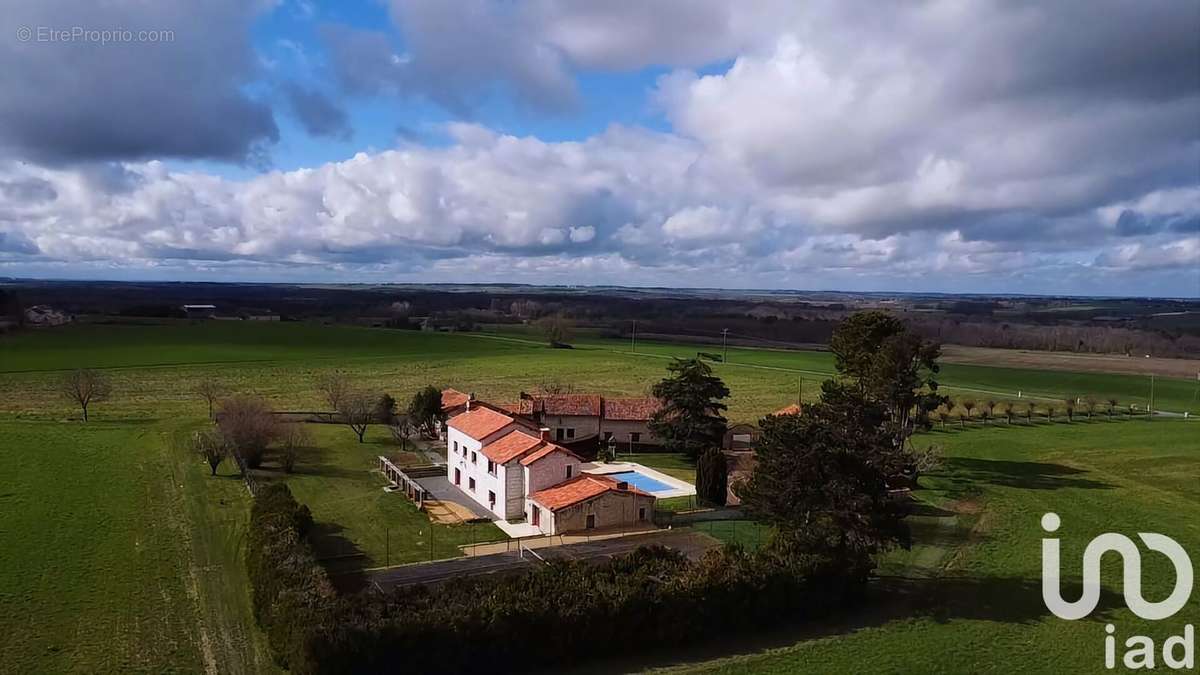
218,395,279,468
246,484,331,671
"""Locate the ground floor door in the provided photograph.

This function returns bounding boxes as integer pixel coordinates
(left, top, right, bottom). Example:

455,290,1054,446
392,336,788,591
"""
532,507,540,527
454,468,460,485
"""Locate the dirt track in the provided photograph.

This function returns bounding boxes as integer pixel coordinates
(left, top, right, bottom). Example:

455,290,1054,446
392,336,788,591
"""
940,345,1200,379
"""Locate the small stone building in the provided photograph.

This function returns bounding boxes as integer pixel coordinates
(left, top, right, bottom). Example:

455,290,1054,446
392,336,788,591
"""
527,474,655,535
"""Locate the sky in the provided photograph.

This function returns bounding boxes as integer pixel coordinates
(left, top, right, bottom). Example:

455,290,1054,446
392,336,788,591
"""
0,0,1197,296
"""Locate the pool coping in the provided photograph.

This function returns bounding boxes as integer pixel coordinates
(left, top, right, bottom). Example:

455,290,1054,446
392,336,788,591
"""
581,461,696,499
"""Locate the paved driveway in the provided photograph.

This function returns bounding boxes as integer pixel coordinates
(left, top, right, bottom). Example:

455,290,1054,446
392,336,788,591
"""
415,474,495,520
365,529,720,591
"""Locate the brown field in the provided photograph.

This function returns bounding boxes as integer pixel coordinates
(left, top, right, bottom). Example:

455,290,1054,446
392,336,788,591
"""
940,344,1200,379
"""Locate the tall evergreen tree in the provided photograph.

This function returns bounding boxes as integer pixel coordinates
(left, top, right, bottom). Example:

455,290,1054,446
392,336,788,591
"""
648,358,729,459
828,311,945,446
737,380,909,575
695,448,728,506
408,385,446,437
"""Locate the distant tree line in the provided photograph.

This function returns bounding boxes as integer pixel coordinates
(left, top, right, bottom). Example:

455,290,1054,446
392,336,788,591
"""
910,319,1200,357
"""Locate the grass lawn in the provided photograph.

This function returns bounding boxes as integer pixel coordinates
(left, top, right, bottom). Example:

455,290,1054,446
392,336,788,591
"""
623,452,697,482
262,424,504,571
0,417,275,674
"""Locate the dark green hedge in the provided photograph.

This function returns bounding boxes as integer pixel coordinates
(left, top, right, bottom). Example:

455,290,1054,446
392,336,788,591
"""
247,485,860,675
246,483,335,671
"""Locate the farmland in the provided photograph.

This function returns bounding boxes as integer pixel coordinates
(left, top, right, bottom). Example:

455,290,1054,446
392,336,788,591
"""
0,320,1196,673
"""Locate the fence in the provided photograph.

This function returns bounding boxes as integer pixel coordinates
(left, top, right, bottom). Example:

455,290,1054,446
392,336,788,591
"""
379,456,431,509
653,505,742,528
232,450,257,496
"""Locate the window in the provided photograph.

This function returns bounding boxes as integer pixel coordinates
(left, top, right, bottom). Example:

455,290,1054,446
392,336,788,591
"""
566,428,575,439
638,507,646,521
487,459,496,475
453,441,459,454
630,432,641,443
565,465,573,479
469,477,476,492
556,428,565,441
471,451,477,464
488,490,496,506
586,514,596,529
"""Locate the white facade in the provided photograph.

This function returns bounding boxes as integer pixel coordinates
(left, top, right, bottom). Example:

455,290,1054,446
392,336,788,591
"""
445,423,516,519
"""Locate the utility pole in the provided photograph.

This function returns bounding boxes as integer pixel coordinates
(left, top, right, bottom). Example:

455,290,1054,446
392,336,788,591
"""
722,328,729,363
631,319,637,353
798,376,803,407
1149,373,1155,421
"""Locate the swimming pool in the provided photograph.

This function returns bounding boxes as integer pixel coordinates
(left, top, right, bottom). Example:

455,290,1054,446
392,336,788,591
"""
605,470,673,494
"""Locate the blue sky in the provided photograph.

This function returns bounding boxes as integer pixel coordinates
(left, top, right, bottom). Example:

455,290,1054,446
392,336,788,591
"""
0,0,1197,296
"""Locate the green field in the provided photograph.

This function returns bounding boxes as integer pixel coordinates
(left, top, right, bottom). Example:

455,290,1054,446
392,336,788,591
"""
650,420,1200,674
0,321,1196,673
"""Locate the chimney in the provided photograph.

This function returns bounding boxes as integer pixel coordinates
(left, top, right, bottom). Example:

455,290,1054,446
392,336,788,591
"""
539,427,550,442
466,392,475,411
616,481,629,491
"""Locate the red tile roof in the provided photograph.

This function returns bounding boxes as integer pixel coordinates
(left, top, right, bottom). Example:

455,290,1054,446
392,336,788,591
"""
529,474,653,511
519,442,581,466
447,407,514,441
525,394,602,416
480,429,543,464
441,388,470,412
772,403,803,416
604,397,661,421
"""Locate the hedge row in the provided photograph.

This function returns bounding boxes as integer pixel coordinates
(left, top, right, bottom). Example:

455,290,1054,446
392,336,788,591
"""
247,484,863,674
246,484,336,670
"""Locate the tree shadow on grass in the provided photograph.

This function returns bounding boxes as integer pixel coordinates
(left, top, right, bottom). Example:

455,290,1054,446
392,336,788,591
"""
309,521,370,591
942,457,1113,492
564,575,1123,675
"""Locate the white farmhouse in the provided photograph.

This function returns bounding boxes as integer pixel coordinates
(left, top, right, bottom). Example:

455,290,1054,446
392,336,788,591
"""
445,402,655,534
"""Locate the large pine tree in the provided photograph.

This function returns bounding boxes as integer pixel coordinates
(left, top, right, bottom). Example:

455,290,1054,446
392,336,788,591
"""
648,358,729,459
737,381,910,575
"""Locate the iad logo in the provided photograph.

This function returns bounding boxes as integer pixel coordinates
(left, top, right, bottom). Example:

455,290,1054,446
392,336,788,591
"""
1041,512,1195,670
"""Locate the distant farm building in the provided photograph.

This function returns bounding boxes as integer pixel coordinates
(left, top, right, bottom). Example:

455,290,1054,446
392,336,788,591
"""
182,304,217,319
23,305,71,326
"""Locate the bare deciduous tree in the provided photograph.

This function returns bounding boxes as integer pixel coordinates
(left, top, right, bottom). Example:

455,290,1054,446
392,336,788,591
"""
278,423,311,473
537,313,573,346
389,416,415,451
195,378,225,420
536,378,575,395
61,368,112,422
961,399,977,425
191,428,228,476
217,395,279,469
316,370,351,412
338,390,377,443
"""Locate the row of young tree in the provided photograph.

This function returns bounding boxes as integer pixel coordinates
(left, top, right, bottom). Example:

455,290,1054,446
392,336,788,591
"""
929,395,1138,428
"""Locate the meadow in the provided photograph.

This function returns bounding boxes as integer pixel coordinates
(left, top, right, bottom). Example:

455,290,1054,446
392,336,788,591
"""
0,320,1196,673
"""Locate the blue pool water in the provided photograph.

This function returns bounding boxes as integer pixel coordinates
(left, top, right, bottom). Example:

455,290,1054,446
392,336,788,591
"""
606,470,673,494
